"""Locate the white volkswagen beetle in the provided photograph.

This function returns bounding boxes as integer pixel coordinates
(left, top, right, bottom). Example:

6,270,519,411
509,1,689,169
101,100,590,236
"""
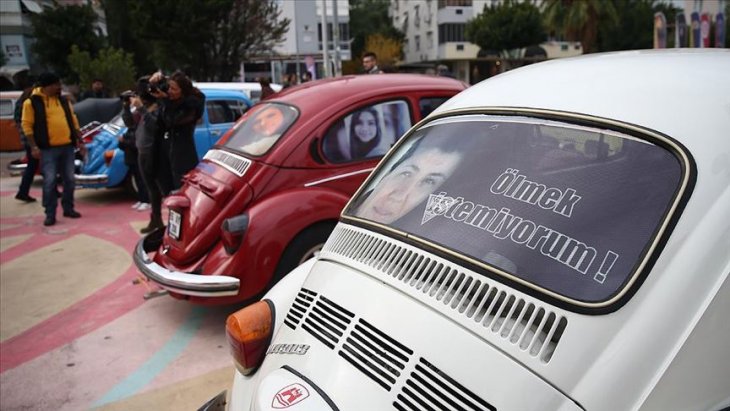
214,50,730,411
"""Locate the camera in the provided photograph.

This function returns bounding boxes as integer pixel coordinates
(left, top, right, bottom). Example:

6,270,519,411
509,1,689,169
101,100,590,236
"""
120,90,135,103
148,77,169,94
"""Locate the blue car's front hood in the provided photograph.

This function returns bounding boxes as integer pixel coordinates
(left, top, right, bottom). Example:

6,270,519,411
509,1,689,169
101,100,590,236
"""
80,123,128,187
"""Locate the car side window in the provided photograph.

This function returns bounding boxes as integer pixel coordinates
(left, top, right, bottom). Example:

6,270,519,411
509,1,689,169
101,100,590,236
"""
322,100,411,163
0,99,13,117
207,100,235,124
227,99,250,121
419,97,450,118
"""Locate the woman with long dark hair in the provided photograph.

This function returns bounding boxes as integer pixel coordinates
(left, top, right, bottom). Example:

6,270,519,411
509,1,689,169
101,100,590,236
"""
348,108,382,160
150,70,204,188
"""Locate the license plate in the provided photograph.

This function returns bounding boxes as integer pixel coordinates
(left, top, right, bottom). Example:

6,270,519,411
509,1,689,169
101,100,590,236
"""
168,210,182,240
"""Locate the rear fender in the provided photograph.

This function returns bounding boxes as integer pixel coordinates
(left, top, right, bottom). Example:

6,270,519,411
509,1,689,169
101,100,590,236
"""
228,258,316,409
201,187,348,300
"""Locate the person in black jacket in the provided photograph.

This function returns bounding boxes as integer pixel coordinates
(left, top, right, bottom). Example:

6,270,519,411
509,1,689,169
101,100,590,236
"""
149,71,204,189
119,91,151,211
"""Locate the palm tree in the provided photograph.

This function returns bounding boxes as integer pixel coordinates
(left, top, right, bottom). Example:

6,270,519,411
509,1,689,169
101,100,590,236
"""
543,0,619,53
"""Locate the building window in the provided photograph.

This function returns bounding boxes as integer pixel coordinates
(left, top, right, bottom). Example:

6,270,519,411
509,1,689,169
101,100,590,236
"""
427,31,434,48
415,35,421,51
456,44,464,51
317,23,351,50
437,0,472,8
414,5,420,27
438,23,466,43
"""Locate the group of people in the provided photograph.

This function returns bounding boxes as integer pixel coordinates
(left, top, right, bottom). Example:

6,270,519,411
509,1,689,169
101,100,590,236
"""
14,71,204,232
118,71,205,233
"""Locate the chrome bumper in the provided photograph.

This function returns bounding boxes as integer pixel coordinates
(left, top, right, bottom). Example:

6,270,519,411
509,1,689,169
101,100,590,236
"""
7,162,25,176
133,237,240,297
75,173,109,185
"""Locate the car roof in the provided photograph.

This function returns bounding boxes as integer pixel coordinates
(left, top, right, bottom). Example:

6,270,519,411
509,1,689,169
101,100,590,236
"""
435,49,730,155
268,74,467,112
199,87,252,103
194,82,283,92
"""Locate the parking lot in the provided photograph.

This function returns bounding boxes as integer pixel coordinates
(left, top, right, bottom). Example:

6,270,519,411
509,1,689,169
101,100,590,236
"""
0,152,237,410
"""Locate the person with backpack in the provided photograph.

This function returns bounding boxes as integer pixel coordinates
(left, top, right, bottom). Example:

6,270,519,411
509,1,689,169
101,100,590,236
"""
21,72,86,226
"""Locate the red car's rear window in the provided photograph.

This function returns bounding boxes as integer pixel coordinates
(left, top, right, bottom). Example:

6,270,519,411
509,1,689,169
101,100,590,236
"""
221,103,298,156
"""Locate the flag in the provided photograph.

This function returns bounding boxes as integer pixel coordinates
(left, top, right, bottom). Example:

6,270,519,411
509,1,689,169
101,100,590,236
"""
676,13,687,47
716,13,726,48
701,13,711,48
690,12,701,48
654,12,667,48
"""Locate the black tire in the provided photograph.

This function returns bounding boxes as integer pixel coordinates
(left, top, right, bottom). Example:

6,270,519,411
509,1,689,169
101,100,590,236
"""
272,221,336,285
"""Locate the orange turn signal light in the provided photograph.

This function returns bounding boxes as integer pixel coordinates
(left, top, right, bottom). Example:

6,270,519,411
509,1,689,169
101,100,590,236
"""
226,300,274,375
103,150,115,166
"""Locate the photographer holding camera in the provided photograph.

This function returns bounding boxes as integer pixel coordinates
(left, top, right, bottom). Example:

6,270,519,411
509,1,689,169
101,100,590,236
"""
119,90,150,212
148,71,204,189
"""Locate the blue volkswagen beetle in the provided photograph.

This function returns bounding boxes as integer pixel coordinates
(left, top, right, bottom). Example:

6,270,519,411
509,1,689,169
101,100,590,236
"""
75,88,252,191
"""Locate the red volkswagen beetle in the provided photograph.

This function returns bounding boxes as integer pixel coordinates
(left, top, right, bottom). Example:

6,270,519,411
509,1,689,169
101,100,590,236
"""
134,74,467,304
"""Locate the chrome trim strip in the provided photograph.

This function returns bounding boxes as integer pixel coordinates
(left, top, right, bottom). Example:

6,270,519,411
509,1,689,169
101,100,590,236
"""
204,149,251,177
304,168,375,187
75,174,109,184
133,239,240,297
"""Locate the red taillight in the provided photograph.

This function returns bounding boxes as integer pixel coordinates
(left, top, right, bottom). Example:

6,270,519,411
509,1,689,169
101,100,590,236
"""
226,300,274,375
103,150,115,166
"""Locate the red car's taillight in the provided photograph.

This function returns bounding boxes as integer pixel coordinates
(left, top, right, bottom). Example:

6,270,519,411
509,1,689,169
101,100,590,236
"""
221,214,249,254
226,300,274,375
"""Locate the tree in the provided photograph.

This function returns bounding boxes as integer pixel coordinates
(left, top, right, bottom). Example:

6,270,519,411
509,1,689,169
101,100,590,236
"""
104,0,289,81
29,4,104,81
465,0,545,57
596,0,683,51
364,33,402,69
349,0,404,60
68,45,136,95
101,0,154,75
543,0,619,53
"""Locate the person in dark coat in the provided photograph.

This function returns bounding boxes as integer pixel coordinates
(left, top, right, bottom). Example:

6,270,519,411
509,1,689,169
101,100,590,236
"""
149,71,204,189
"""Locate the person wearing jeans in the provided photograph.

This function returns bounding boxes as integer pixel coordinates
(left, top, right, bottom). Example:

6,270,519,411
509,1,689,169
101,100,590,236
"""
21,72,86,226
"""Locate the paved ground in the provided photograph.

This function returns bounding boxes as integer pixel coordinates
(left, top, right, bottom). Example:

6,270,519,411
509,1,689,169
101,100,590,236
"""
0,151,240,410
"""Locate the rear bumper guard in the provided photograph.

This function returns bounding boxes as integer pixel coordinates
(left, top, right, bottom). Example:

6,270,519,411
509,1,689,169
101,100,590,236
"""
133,233,240,298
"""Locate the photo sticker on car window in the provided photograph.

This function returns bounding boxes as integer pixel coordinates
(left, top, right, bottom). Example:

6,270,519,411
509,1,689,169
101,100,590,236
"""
222,103,298,156
323,101,411,163
345,115,684,305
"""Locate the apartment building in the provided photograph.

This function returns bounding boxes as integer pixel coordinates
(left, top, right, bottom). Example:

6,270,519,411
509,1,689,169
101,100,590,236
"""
244,0,351,83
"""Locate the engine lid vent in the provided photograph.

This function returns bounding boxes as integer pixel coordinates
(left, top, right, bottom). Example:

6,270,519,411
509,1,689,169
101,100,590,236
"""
301,295,354,349
204,149,251,177
339,319,414,391
284,288,317,330
394,358,496,411
322,225,568,363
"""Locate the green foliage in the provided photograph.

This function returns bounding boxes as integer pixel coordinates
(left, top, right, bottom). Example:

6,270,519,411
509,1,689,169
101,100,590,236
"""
29,4,104,81
465,0,545,53
349,0,404,60
68,46,136,95
543,0,618,53
0,50,7,67
596,1,683,51
102,0,289,81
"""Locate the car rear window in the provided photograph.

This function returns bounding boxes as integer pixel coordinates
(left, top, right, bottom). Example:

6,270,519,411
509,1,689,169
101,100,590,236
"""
220,103,298,156
343,114,688,307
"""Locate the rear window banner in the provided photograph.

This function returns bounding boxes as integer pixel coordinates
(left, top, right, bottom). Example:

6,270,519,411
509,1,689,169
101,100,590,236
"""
346,115,683,303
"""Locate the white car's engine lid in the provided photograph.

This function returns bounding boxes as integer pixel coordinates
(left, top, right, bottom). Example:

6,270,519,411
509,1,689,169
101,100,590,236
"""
254,367,336,411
